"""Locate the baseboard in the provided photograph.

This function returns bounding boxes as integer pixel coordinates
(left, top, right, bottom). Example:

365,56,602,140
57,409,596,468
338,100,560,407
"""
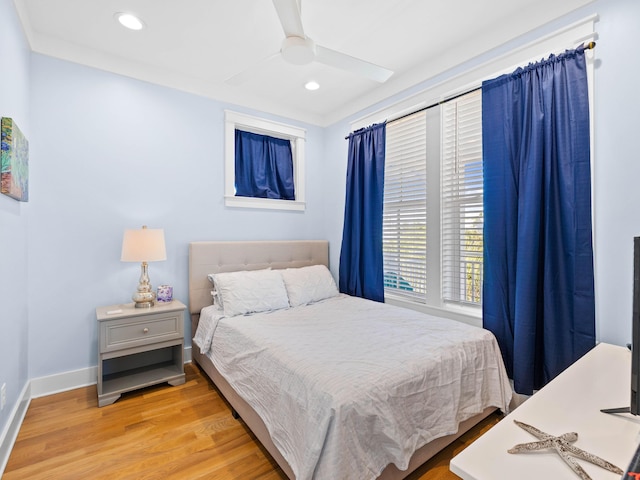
30,346,192,398
30,365,98,399
0,381,31,477
507,379,532,412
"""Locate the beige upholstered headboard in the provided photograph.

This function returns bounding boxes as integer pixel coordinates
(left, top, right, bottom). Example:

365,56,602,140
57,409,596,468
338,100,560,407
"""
188,240,330,315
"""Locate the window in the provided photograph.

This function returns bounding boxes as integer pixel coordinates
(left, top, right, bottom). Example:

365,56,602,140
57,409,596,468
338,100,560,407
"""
224,110,306,211
383,111,427,303
383,90,483,309
441,90,483,305
234,130,295,200
358,16,595,317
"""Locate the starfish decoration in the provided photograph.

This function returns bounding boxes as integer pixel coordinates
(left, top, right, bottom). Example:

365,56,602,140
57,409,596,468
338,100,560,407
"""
507,420,623,480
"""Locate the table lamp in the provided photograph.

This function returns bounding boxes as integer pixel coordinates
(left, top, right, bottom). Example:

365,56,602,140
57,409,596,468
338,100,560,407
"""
121,225,167,308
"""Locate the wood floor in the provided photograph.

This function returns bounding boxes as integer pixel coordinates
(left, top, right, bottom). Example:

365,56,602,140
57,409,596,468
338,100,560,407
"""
4,363,501,480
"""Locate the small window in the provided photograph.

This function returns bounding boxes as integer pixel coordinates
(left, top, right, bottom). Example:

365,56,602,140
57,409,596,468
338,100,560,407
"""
224,110,306,211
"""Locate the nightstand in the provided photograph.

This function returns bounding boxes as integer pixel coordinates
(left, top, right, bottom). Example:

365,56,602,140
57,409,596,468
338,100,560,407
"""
96,300,186,407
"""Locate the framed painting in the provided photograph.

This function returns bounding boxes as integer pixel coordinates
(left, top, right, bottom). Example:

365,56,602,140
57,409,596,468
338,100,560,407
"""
1,117,29,202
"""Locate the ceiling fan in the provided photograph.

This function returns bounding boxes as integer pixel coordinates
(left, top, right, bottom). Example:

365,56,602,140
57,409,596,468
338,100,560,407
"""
225,0,394,85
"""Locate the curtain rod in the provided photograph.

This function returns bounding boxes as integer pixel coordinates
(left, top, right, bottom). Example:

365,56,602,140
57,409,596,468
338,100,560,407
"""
346,41,596,137
387,86,481,126
388,41,596,127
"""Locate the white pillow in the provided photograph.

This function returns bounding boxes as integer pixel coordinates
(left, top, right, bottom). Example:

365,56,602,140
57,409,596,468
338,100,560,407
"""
280,265,339,307
209,269,289,316
207,274,224,307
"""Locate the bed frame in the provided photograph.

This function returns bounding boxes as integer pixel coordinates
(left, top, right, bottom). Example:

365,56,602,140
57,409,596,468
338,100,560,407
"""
188,240,495,480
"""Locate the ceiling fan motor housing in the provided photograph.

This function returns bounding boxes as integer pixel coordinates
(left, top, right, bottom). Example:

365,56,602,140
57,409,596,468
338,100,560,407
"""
281,36,316,65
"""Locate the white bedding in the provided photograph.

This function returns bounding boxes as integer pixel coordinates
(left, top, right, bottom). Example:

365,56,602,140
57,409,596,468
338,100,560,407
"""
193,294,511,480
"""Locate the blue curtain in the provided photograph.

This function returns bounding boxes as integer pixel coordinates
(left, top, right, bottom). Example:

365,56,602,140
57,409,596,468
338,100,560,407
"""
235,129,295,200
482,46,595,395
339,122,386,302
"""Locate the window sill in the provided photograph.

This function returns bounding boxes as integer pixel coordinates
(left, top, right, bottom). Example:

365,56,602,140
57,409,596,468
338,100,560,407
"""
384,294,482,328
224,195,306,212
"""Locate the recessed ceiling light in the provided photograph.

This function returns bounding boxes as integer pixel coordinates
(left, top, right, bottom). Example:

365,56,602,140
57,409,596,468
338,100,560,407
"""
115,12,145,31
305,81,320,91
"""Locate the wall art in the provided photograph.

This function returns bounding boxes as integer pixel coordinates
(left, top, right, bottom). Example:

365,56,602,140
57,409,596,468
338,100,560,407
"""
1,117,29,202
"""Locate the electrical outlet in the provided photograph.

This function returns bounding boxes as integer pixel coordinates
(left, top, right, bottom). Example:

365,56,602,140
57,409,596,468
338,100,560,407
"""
1,383,6,410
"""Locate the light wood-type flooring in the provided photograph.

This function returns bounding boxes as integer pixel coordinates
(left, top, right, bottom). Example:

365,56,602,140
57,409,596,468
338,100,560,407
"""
4,363,501,480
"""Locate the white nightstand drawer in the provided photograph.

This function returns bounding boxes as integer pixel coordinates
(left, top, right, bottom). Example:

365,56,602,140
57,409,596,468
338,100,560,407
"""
100,312,183,353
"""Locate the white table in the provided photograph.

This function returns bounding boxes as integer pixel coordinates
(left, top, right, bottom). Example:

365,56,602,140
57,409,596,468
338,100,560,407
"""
450,343,640,479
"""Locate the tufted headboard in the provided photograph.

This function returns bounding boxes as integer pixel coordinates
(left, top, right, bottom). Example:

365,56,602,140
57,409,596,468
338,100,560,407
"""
188,240,330,316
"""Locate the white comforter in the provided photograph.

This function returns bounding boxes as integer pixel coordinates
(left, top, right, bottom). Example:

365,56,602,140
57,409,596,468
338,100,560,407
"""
193,294,511,480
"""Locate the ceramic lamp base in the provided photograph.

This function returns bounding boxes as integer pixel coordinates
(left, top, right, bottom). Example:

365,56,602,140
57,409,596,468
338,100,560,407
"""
132,262,155,308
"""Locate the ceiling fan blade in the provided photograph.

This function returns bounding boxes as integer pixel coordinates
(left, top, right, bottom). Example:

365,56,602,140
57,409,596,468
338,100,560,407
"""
315,45,393,83
224,52,280,85
272,0,305,38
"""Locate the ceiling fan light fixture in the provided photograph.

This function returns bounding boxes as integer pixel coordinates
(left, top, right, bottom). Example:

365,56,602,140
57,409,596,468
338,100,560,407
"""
225,0,395,86
115,12,145,31
281,37,316,65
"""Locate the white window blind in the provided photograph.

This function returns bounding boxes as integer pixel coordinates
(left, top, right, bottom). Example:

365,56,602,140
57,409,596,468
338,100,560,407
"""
383,111,427,302
441,90,483,305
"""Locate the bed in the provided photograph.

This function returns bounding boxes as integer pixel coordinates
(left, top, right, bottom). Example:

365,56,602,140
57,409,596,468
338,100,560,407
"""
189,240,511,480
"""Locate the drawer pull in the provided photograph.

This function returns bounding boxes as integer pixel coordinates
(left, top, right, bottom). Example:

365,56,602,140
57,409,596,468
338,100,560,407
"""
143,328,149,334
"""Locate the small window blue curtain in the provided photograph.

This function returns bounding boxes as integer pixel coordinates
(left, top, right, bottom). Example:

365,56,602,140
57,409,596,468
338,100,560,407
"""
482,46,595,395
235,129,295,200
339,122,386,302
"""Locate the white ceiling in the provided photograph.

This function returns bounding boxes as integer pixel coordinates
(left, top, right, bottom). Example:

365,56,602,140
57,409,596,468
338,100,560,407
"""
13,0,594,126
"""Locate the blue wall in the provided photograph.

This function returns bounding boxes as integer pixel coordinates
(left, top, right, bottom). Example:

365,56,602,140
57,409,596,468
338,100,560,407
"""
588,0,640,346
27,55,328,378
0,0,30,443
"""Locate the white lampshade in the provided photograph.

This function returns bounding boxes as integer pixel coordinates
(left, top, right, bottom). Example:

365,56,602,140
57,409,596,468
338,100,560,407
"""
121,226,166,262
